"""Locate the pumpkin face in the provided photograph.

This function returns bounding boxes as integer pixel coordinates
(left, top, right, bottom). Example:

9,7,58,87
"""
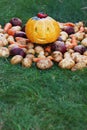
25,14,60,44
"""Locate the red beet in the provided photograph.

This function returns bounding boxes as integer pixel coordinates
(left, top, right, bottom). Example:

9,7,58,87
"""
51,41,67,54
64,26,75,35
74,45,86,54
10,17,22,26
14,32,27,38
10,47,26,58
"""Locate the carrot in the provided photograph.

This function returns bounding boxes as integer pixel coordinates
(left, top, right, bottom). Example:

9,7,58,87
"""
71,35,77,47
66,35,77,49
7,29,16,36
9,41,27,48
45,46,51,53
33,57,45,62
9,40,17,44
8,40,27,48
47,56,54,60
79,26,84,32
66,44,74,49
33,56,53,62
17,43,27,48
15,37,29,42
4,23,12,33
63,22,75,27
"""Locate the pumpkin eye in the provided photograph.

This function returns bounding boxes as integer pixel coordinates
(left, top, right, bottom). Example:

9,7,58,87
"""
35,27,37,32
47,27,50,31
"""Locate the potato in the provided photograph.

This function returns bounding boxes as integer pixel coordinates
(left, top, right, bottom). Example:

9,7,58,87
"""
22,57,32,68
0,33,8,46
36,58,53,69
35,46,44,54
71,61,86,71
10,55,23,64
0,47,9,57
26,48,35,55
60,31,68,41
74,32,85,41
81,37,87,47
59,56,75,69
26,54,34,60
27,42,35,49
52,51,63,62
8,44,19,51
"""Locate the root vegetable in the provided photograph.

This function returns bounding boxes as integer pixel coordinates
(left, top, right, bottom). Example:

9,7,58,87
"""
71,61,86,71
84,27,87,33
7,35,15,43
44,46,51,53
71,35,77,46
63,22,75,27
10,18,22,26
26,48,35,55
36,58,53,70
59,58,75,69
15,37,29,44
0,28,4,33
71,52,81,61
0,41,4,47
0,47,9,57
67,49,74,54
27,42,34,49
8,26,21,36
0,33,8,46
59,52,75,69
10,47,26,58
35,46,44,54
37,51,45,58
14,31,27,38
81,37,87,47
74,45,86,54
74,32,85,41
4,23,12,33
8,44,19,51
74,25,79,33
51,41,67,54
22,57,32,68
38,54,46,58
63,26,75,35
79,26,84,32
52,51,63,62
75,21,84,29
60,31,68,41
26,54,34,60
83,51,87,56
44,51,49,57
11,55,23,64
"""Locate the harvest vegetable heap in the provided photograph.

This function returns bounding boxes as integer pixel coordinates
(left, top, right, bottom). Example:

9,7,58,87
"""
1,12,87,71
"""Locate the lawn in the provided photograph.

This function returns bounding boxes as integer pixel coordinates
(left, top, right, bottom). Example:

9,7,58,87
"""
0,0,87,130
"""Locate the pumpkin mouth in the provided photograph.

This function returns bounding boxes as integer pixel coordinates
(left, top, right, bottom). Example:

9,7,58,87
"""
37,38,46,41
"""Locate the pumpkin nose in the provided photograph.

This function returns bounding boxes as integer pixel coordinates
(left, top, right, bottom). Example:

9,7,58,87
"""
37,23,46,39
39,29,46,39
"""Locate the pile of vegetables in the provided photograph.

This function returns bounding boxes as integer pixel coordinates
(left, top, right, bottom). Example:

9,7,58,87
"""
1,13,87,71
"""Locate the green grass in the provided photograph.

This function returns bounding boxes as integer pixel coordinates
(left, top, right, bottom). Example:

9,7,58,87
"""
0,0,87,130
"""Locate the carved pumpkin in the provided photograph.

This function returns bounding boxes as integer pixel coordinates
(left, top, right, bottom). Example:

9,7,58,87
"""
25,13,60,44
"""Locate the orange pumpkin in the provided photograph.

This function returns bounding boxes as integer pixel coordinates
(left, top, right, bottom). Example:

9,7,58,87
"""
25,13,60,44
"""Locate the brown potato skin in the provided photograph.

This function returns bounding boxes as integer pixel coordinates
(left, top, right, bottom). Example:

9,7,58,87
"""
10,55,23,64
